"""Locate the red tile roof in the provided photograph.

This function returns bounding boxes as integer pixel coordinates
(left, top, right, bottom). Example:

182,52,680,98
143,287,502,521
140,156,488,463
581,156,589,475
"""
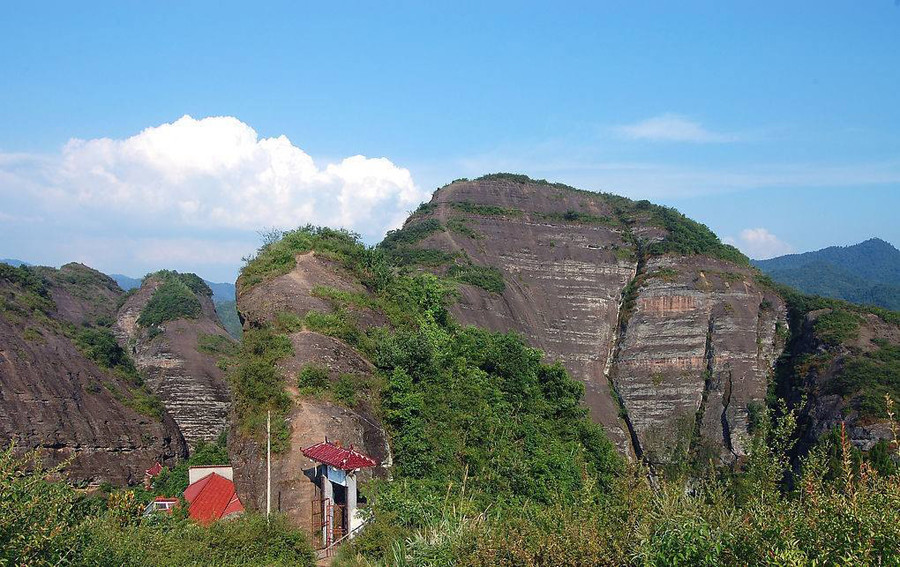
145,462,163,477
183,473,244,525
301,440,378,470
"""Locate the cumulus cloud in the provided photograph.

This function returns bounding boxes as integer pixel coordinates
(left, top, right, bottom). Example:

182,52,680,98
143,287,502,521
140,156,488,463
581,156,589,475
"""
725,228,794,260
0,115,427,278
615,113,737,143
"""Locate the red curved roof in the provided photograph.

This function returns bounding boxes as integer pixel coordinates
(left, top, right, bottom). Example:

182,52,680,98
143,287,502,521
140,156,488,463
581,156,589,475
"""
302,440,378,470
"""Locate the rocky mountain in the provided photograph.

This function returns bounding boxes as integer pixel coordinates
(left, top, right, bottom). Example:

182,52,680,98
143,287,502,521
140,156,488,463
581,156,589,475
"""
0,262,187,484
112,273,242,339
115,271,233,448
0,260,238,483
754,238,900,311
230,251,390,529
383,175,787,462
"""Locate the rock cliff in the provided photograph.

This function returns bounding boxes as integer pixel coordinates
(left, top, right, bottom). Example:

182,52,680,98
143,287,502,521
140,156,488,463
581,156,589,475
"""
231,253,390,530
389,175,788,462
0,263,187,484
115,272,233,448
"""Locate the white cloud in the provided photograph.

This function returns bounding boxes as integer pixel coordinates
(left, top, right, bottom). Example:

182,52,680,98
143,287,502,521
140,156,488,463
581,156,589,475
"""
615,113,737,143
725,228,794,260
3,115,425,240
0,115,427,279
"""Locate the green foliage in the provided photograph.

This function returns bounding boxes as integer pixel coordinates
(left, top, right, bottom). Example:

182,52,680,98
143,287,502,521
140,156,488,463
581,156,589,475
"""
813,308,863,345
0,447,316,567
74,327,139,380
297,363,330,393
239,226,363,290
230,328,294,451
137,277,202,327
385,248,454,267
214,300,243,339
333,374,358,406
380,219,444,250
446,218,483,240
447,264,505,293
827,340,900,418
543,209,617,226
0,446,86,566
197,332,239,357
754,238,900,312
449,201,522,217
152,434,229,497
347,406,900,567
642,203,749,266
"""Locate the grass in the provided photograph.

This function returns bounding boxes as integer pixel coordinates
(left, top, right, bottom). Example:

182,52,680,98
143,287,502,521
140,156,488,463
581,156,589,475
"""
449,201,523,217
380,219,444,250
197,332,239,357
447,264,505,293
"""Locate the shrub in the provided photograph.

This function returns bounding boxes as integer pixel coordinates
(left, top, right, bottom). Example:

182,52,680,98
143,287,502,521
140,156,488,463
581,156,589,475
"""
137,278,202,327
297,364,330,393
447,264,505,293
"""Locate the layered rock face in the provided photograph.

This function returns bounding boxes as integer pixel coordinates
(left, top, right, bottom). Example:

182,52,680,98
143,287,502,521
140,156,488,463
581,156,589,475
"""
0,264,187,484
399,177,787,461
613,256,786,462
409,180,640,449
116,274,232,447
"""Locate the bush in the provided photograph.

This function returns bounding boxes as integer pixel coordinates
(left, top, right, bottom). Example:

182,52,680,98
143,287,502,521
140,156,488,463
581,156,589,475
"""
137,278,202,327
297,364,330,393
447,264,505,293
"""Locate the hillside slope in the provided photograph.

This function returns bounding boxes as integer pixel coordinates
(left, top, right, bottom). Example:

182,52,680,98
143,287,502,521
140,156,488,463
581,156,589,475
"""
754,238,900,311
0,263,187,484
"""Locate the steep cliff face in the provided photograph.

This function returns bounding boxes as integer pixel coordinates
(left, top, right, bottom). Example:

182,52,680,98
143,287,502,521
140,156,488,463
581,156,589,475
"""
0,263,187,484
232,253,390,530
391,176,787,461
613,256,786,462
115,272,232,448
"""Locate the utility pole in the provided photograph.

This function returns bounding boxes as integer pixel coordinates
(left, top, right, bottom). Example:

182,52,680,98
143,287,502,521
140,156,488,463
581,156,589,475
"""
266,409,271,521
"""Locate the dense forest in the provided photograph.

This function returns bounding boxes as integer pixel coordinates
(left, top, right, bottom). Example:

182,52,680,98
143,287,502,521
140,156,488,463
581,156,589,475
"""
755,238,900,311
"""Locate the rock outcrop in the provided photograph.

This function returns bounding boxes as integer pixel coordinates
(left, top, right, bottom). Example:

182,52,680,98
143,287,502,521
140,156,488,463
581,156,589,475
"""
0,263,187,484
116,273,233,448
232,256,390,530
395,176,788,462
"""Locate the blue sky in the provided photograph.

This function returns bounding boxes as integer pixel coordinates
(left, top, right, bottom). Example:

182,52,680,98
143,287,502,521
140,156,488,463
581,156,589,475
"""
1,1,898,281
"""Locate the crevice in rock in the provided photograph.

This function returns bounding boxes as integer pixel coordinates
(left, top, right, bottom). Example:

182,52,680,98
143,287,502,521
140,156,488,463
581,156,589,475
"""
721,368,738,459
607,227,646,461
690,315,715,456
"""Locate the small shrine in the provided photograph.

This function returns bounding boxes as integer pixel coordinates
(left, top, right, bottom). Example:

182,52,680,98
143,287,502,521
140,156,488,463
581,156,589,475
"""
302,438,378,547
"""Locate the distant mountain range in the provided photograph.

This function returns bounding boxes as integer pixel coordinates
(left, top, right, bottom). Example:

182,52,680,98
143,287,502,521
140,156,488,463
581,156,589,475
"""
0,258,30,267
753,238,900,311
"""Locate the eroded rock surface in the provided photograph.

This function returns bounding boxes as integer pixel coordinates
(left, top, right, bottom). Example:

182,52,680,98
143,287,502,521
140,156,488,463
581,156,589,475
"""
0,265,187,484
612,256,786,462
400,178,789,461
115,275,232,448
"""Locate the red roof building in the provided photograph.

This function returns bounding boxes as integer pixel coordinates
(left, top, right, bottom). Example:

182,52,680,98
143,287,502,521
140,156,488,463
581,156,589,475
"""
183,472,244,525
145,462,163,478
301,440,378,470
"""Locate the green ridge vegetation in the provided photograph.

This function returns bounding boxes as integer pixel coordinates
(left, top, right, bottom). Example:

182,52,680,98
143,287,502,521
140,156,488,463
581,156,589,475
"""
137,272,209,328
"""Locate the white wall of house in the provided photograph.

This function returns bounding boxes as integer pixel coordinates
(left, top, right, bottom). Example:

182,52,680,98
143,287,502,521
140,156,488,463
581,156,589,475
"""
188,465,234,484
